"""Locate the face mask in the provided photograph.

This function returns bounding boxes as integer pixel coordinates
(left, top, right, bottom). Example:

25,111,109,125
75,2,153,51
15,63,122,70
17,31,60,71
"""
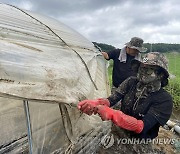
137,65,159,84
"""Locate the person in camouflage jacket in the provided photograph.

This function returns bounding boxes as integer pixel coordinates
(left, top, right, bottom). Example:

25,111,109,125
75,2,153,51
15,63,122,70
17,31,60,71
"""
78,52,173,140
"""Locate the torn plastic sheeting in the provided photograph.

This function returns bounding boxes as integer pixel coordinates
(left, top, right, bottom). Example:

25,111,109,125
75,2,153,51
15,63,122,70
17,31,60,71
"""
28,101,111,153
0,3,110,104
0,3,111,154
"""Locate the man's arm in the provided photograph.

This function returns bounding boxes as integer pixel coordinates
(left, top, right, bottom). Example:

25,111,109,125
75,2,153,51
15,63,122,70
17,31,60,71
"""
108,77,133,106
102,49,119,60
95,93,173,135
102,52,109,60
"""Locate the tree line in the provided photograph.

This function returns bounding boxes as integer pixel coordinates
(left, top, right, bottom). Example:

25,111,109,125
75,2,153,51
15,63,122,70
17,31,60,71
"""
93,42,180,53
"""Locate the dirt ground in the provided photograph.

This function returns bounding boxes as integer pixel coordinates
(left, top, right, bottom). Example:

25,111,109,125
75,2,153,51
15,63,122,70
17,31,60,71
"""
96,125,180,154
153,127,179,154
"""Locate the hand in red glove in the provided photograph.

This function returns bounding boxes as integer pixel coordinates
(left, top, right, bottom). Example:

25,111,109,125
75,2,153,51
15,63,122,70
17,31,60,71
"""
96,105,144,134
77,98,110,115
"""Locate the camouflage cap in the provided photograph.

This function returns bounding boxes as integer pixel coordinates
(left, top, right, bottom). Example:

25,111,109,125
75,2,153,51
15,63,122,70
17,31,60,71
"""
125,37,147,52
131,52,169,78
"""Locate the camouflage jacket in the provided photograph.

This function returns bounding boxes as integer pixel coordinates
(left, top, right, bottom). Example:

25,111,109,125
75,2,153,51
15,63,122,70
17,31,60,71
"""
107,76,173,139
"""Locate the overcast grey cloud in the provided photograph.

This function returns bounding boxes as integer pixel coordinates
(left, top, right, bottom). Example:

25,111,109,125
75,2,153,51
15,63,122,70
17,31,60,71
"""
0,0,180,48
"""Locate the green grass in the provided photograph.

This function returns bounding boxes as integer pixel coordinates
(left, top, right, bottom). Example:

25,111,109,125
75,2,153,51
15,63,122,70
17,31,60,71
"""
166,52,180,78
165,52,180,108
107,52,180,108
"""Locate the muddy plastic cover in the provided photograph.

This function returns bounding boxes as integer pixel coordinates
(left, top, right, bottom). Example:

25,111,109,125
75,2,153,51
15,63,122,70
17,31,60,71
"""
0,4,111,154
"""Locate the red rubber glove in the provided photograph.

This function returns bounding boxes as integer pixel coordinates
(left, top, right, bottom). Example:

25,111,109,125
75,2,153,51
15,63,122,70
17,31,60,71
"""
96,105,144,134
77,98,110,115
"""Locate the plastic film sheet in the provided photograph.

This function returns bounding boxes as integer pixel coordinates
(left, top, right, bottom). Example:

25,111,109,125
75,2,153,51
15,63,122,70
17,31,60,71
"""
0,4,111,154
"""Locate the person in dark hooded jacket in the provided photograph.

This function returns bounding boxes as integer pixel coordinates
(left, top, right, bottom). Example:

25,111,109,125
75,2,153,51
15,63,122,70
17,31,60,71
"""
78,52,173,140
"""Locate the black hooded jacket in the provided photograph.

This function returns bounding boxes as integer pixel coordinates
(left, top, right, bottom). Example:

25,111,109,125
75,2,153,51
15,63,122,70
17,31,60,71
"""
107,76,173,139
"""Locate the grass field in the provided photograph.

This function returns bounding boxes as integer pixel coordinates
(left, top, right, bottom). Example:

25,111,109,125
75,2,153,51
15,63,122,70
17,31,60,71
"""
166,52,180,79
165,52,180,108
107,52,180,108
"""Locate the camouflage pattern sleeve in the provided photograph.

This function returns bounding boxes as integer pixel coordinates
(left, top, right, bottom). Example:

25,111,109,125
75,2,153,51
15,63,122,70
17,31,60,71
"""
108,77,133,106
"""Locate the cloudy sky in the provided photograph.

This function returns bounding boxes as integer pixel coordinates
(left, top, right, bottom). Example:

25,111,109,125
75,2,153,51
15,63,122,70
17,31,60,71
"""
0,0,180,48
